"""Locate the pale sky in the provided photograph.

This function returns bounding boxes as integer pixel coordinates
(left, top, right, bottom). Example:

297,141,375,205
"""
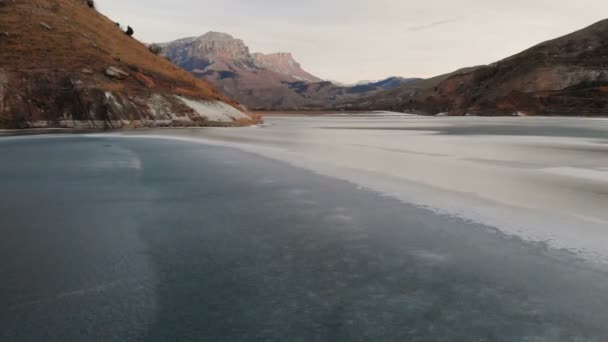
97,0,608,83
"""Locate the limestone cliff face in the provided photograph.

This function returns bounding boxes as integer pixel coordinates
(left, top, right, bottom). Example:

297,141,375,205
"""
251,52,322,83
160,32,256,72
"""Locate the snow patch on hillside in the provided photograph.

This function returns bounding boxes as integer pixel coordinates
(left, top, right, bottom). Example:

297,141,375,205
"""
177,97,248,122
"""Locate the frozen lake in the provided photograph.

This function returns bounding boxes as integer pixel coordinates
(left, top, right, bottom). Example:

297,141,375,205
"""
1,113,608,341
127,113,608,263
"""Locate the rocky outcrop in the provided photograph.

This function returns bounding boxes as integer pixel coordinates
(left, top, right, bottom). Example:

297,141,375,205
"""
105,66,129,80
159,32,254,72
10,92,250,129
0,0,255,129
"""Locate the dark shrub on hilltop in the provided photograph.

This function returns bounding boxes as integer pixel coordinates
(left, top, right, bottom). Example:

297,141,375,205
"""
82,0,95,9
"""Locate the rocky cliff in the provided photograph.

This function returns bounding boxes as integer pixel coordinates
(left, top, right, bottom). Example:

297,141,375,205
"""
159,32,256,73
0,1,254,129
251,52,322,83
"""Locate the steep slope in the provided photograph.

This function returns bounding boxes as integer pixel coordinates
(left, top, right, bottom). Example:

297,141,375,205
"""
362,19,608,116
0,0,253,129
432,19,608,116
159,33,414,110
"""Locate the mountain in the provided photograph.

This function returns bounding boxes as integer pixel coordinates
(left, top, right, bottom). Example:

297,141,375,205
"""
158,32,325,109
356,19,608,116
158,32,254,72
350,77,420,90
158,33,415,110
368,77,422,90
351,67,481,111
0,0,253,129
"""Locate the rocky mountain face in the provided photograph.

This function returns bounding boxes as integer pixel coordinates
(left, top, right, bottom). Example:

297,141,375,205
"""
356,19,608,116
0,1,253,129
159,33,414,110
251,52,322,83
159,32,256,73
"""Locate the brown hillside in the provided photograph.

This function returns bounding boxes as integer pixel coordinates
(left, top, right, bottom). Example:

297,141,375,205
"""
426,19,608,116
352,19,608,116
411,20,608,116
0,0,252,128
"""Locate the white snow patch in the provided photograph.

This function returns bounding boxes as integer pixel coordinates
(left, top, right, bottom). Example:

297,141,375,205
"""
78,117,608,265
177,97,249,122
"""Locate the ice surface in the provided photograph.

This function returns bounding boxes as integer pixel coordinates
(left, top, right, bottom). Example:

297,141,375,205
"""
90,113,608,263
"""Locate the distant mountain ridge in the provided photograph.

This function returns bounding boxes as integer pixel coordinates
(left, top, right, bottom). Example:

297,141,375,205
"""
159,32,320,83
349,77,420,89
158,32,416,110
157,19,608,115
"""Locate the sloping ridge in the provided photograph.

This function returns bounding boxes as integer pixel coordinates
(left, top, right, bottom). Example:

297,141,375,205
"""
426,18,608,116
354,19,608,116
380,19,608,116
0,0,253,129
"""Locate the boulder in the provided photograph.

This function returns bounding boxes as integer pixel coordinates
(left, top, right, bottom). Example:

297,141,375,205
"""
39,22,52,31
105,66,129,80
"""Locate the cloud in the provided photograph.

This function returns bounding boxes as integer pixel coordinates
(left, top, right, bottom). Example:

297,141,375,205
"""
408,18,460,32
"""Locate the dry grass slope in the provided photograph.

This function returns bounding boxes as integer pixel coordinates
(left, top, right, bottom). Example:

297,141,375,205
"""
0,0,253,128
